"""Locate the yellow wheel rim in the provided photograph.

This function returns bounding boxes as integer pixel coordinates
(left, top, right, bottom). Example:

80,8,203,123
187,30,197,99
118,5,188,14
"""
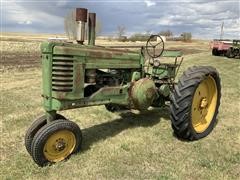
191,75,218,133
43,130,76,162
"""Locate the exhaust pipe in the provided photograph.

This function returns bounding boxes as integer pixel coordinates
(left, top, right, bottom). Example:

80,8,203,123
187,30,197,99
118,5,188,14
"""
75,8,88,44
85,12,97,83
88,13,96,46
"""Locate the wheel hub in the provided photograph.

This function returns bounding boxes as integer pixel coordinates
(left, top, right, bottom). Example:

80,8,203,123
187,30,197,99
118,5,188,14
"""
191,76,218,133
55,138,66,151
200,98,208,109
43,130,76,162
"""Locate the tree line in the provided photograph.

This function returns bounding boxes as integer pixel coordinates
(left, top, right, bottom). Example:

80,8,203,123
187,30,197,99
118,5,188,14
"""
116,26,192,42
64,11,192,42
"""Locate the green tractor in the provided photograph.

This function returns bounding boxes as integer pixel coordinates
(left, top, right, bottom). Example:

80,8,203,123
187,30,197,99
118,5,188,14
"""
226,40,240,58
25,8,221,166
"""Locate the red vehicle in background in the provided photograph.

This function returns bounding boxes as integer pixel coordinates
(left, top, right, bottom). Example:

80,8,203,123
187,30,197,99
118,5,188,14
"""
210,39,232,56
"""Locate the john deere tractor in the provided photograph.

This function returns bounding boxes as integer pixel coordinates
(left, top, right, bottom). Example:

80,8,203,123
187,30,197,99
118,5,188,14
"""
25,8,221,166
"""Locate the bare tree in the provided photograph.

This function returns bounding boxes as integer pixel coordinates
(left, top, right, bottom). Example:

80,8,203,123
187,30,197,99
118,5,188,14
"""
117,25,126,38
159,30,173,37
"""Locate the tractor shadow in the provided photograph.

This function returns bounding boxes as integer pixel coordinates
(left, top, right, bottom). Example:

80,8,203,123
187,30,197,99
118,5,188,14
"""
81,107,170,151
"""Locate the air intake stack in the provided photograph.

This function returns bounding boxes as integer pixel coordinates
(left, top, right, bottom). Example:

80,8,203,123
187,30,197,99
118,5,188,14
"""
75,8,88,44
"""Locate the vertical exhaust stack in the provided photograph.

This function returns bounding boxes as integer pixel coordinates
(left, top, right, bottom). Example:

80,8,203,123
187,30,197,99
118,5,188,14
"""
85,12,97,83
88,13,96,46
76,8,88,44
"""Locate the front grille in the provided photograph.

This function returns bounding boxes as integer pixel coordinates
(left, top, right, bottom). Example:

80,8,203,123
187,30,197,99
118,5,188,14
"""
52,55,74,92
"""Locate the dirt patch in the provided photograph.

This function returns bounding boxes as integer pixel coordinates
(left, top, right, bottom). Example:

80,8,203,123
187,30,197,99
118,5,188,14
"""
1,51,41,70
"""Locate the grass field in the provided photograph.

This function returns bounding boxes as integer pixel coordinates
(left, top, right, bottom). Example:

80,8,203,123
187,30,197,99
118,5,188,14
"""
1,34,240,179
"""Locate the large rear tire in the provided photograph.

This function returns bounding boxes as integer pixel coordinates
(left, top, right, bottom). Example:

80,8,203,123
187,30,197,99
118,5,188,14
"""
170,66,221,140
212,49,219,56
226,48,234,58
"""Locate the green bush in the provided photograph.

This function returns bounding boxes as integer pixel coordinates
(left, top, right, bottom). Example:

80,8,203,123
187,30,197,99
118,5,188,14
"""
128,33,150,42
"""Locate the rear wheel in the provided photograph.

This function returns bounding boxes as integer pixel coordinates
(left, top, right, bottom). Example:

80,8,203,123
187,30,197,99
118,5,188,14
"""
226,48,234,58
25,114,66,155
31,120,82,166
212,48,219,56
170,66,221,140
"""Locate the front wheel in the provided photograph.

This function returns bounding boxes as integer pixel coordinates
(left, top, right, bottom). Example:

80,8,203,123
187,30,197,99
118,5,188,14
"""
31,120,82,166
170,66,221,140
25,114,66,155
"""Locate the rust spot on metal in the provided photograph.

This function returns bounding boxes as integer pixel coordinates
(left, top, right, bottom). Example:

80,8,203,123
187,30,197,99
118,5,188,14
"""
75,64,82,86
107,48,129,54
86,48,125,58
76,8,88,22
146,88,156,100
128,81,138,109
56,92,67,99
88,51,113,58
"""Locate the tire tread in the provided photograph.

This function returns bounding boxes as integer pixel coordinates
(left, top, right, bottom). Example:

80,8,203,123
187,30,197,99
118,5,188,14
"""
170,66,221,140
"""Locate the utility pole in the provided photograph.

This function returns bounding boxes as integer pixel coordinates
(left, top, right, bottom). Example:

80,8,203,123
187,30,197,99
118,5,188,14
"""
220,22,224,40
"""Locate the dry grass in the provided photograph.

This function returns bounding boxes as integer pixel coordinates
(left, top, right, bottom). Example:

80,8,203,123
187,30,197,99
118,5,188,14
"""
0,34,240,180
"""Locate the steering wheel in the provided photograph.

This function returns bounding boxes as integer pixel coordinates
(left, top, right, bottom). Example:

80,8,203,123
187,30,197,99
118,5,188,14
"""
146,35,165,58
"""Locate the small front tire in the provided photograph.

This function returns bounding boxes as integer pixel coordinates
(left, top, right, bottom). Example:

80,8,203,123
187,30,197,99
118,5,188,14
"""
30,119,82,166
25,114,66,155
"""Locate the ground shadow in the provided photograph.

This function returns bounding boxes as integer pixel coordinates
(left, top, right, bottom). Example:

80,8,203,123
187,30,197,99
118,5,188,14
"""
172,117,221,142
81,107,170,151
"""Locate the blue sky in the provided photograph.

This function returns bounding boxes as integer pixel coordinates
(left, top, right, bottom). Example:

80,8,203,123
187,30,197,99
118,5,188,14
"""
2,0,240,39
